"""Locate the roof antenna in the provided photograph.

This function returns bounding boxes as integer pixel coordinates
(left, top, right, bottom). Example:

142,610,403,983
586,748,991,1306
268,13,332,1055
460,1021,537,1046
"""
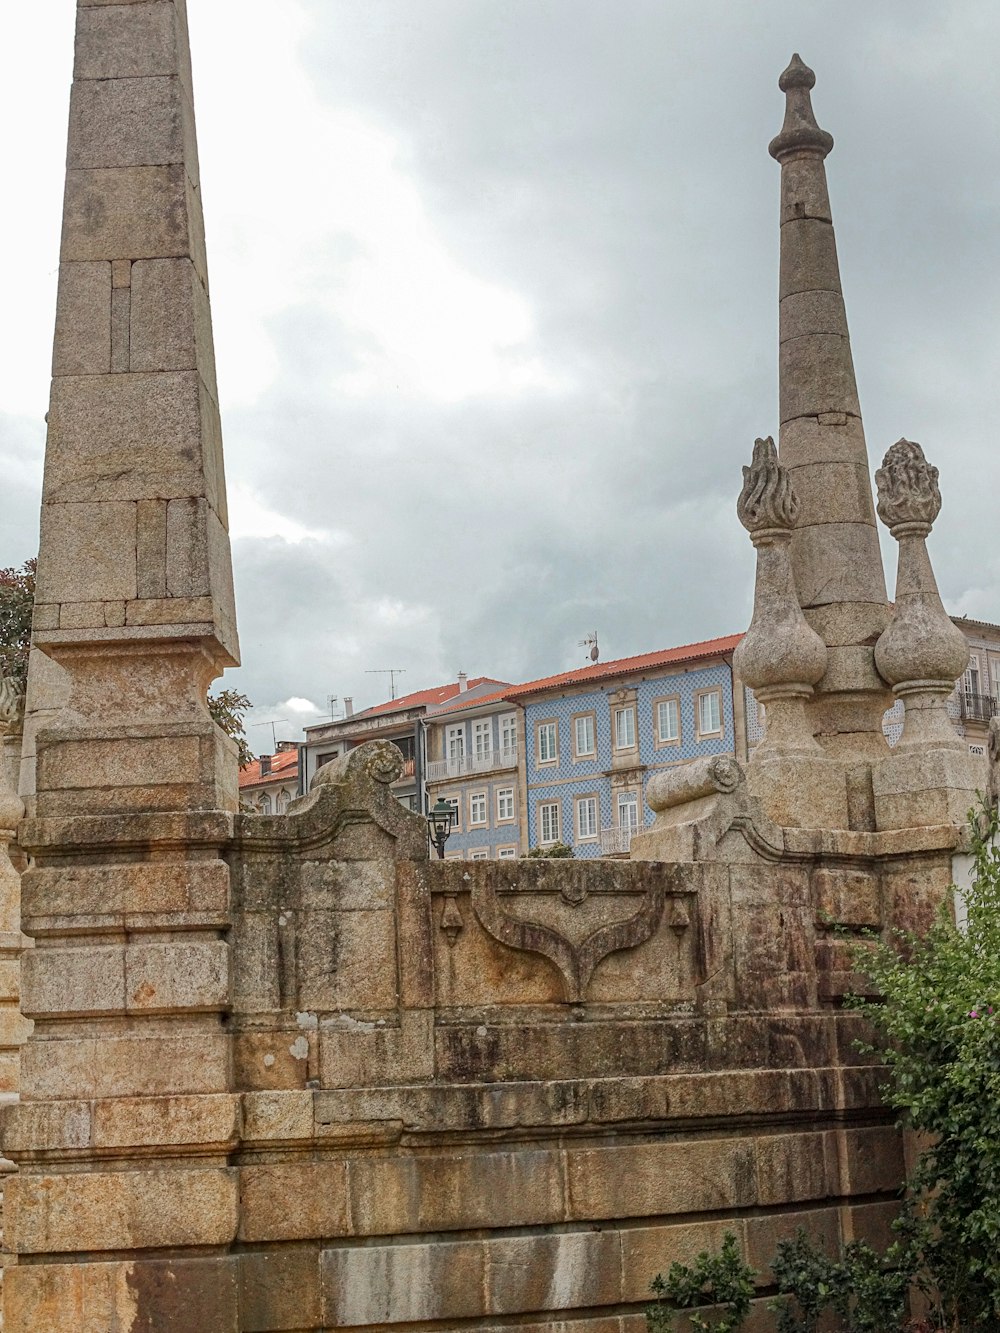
365,668,406,700
578,631,599,663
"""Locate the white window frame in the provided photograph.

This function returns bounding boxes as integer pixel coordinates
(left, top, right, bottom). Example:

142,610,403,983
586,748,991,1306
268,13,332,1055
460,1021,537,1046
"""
575,794,598,841
446,724,466,761
258,792,272,815
614,705,636,750
500,713,518,751
696,688,722,738
469,790,488,827
617,790,639,832
538,801,560,845
573,712,596,759
473,718,492,758
469,848,489,861
443,794,460,832
497,845,517,860
496,787,515,823
654,696,680,745
537,720,558,765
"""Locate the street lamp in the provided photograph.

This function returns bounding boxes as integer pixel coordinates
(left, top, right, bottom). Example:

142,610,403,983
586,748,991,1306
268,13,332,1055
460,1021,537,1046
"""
427,797,455,859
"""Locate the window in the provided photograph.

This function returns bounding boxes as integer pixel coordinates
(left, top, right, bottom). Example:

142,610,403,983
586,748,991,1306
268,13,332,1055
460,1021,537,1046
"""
469,848,489,861
538,801,560,844
576,795,598,840
277,791,291,813
697,689,722,736
965,653,982,696
473,719,492,758
537,721,558,764
573,713,596,758
469,791,487,826
500,713,518,752
618,791,639,832
317,751,338,768
497,846,517,860
443,795,460,832
258,792,272,815
496,787,515,822
446,724,465,763
614,705,636,749
655,697,680,744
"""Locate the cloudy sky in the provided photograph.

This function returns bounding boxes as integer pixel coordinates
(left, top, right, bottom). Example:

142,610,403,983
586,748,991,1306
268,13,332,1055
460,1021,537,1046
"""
2,1,999,750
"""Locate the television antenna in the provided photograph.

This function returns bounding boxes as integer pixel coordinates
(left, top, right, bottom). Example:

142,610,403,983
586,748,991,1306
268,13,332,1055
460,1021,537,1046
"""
251,719,288,750
578,631,599,663
366,668,406,700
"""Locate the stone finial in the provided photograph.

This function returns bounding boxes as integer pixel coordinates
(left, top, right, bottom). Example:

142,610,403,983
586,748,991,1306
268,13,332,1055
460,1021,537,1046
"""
737,436,799,533
734,438,827,759
769,54,834,162
875,439,942,531
0,678,25,729
874,440,968,751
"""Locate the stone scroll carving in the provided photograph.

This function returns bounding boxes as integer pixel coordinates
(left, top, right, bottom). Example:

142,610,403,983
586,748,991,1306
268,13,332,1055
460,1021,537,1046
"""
470,870,672,1003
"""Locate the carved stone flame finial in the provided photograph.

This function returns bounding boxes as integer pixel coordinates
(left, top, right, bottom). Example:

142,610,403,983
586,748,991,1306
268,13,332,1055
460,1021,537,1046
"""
737,437,800,534
875,439,941,531
0,678,25,730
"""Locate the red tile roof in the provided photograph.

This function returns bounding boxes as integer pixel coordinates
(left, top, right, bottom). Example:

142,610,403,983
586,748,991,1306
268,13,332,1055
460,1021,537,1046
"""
239,746,299,789
502,633,743,700
358,677,508,718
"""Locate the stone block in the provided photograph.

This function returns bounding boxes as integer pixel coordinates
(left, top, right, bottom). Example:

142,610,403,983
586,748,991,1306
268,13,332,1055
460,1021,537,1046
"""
321,1237,485,1325
6,1166,238,1253
299,908,397,1012
61,164,193,263
779,156,832,224
755,1130,837,1206
779,288,848,342
234,1028,314,1091
241,1090,314,1143
873,749,982,832
75,2,180,81
35,500,137,604
166,495,210,595
22,859,230,927
136,497,168,597
807,600,891,649
58,600,108,629
240,1248,322,1333
565,1138,757,1221
44,371,210,499
779,217,843,300
485,1230,623,1314
21,943,125,1018
21,1031,230,1100
812,867,881,927
744,1206,841,1274
319,1010,433,1089
91,1093,239,1149
68,75,185,171
779,333,861,423
125,595,217,625
131,257,214,384
299,859,395,912
52,261,111,376
349,1146,564,1236
5,1256,239,1333
834,1125,905,1196
125,939,229,1012
784,459,877,527
239,1161,350,1242
791,523,888,610
622,1219,742,1301
2,1100,92,1154
110,286,130,372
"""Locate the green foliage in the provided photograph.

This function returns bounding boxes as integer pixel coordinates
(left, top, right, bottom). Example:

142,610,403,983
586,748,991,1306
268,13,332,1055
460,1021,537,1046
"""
207,688,254,769
848,799,1000,1330
647,1232,756,1333
0,559,36,685
524,840,573,858
768,1228,911,1332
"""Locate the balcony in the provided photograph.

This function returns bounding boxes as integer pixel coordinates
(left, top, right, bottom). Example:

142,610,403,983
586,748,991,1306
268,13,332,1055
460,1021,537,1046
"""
600,826,634,856
960,691,997,724
426,746,518,782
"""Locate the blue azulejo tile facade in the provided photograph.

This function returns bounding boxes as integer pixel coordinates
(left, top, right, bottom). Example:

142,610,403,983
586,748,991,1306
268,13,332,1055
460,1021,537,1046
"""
433,772,520,860
523,662,736,857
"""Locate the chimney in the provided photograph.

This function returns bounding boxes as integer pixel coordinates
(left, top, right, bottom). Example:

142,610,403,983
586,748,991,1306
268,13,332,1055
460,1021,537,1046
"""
458,672,468,693
259,755,272,776
344,697,354,717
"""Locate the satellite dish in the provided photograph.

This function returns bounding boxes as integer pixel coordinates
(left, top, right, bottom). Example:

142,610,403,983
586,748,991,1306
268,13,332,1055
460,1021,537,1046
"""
578,631,599,663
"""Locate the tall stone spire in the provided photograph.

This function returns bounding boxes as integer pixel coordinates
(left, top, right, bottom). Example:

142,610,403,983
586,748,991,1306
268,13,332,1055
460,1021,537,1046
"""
770,55,890,755
25,0,239,814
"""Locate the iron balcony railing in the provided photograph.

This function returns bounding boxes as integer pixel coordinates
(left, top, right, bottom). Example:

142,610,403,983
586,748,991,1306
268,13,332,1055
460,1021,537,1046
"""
600,826,634,855
425,745,518,782
960,691,998,723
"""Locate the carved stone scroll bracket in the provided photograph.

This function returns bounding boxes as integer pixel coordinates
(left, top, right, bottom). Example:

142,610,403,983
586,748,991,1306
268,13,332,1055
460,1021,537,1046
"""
734,437,827,759
874,440,969,752
469,874,670,1003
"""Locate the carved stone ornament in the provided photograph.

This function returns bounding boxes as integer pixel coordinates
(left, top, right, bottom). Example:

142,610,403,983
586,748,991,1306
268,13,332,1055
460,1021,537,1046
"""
0,677,25,729
875,439,941,532
736,436,799,534
874,440,968,750
733,437,826,757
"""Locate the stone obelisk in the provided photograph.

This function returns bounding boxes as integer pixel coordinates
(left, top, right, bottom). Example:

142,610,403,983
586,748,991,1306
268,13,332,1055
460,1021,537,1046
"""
4,3,242,1325
769,55,891,757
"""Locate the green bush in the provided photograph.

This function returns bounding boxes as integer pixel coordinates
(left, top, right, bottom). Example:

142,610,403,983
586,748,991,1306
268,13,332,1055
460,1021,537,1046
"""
648,1232,755,1333
524,840,573,858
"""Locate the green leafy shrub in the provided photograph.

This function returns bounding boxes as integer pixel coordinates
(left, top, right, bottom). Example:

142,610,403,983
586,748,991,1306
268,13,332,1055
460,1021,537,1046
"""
647,1232,756,1332
524,840,573,858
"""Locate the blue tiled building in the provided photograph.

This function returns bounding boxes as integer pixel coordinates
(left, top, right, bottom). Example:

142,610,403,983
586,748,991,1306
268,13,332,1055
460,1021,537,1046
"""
505,635,745,857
